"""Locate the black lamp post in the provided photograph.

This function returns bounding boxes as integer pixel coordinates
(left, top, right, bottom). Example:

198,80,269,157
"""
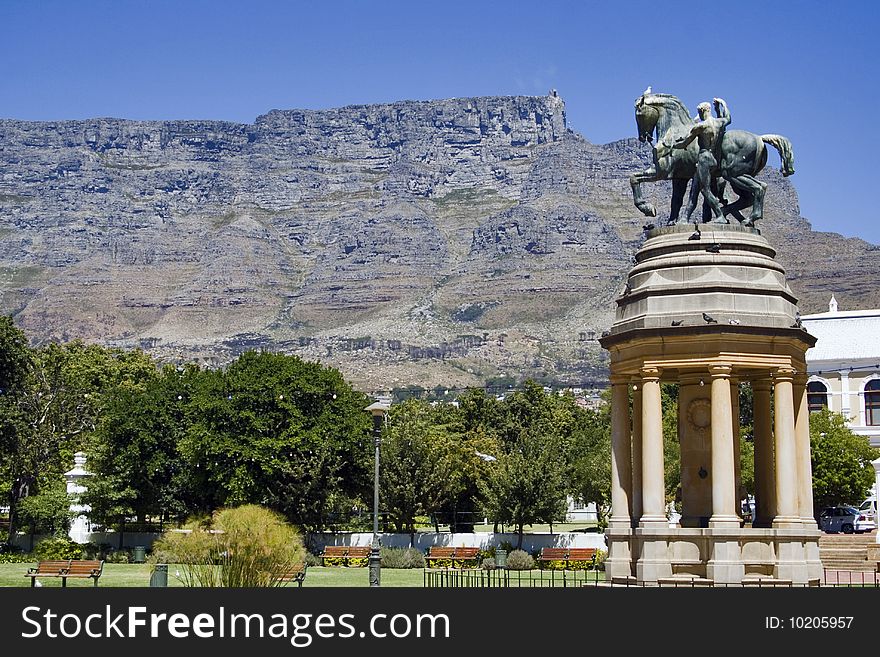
364,400,390,587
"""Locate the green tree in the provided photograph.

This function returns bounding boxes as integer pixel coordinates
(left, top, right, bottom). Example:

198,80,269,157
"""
16,481,73,538
479,430,569,549
379,399,451,540
0,316,33,543
567,390,611,526
83,364,194,530
180,351,372,534
810,408,879,511
3,340,158,542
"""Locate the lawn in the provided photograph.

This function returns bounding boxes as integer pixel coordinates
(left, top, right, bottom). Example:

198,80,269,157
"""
0,563,426,588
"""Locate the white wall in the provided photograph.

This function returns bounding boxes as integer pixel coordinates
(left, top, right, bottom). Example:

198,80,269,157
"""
311,531,607,554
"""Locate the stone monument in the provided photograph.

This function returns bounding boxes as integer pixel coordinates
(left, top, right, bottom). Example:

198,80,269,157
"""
602,100,820,584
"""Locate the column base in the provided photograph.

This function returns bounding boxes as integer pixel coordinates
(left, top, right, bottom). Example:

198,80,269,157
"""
706,535,745,584
772,516,802,529
639,515,668,528
604,525,634,580
634,526,672,583
709,515,741,528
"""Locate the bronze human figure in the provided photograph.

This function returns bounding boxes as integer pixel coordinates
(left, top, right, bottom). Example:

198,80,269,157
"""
673,98,730,223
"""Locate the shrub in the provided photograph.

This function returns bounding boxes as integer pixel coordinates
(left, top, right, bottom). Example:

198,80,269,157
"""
304,551,323,567
0,547,32,563
149,504,305,587
593,549,607,571
34,537,84,560
105,549,131,563
381,547,425,569
505,549,534,571
78,542,104,559
481,557,496,570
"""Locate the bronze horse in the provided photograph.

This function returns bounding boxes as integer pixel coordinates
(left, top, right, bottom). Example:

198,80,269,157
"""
630,91,794,227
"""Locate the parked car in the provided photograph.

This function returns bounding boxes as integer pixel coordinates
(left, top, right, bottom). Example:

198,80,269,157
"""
819,506,861,534
856,497,877,533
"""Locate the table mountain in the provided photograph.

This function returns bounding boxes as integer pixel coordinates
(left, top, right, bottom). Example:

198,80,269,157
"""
1,92,876,393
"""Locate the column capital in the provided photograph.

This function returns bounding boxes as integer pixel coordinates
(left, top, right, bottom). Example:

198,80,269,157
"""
640,366,661,382
708,364,733,378
774,367,796,382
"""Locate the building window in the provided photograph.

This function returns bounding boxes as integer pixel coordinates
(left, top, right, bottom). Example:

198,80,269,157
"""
807,381,828,413
865,380,880,426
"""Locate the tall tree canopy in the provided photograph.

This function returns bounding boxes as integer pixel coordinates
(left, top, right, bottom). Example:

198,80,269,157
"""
810,408,879,511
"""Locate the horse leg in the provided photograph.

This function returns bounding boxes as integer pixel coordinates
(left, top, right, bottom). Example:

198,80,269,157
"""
683,175,700,223
669,178,688,225
719,181,751,224
630,167,660,217
726,174,767,226
695,153,727,223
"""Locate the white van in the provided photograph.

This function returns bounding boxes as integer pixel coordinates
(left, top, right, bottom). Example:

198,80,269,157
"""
856,496,877,533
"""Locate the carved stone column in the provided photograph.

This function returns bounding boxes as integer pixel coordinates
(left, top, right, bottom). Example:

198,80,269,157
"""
640,367,666,526
752,379,775,527
773,368,801,527
709,365,739,526
794,374,815,525
609,376,633,527
631,383,643,525
606,375,635,581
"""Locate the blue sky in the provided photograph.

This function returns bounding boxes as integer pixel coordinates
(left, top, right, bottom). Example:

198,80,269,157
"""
2,0,877,243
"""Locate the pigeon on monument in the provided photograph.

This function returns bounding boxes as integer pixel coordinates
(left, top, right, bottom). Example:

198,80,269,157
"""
705,243,721,253
671,320,683,326
702,312,718,323
729,318,741,325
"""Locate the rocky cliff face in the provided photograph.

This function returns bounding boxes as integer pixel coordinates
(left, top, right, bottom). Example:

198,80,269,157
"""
1,92,876,392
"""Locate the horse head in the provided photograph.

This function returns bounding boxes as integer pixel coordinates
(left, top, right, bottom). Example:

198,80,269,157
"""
635,91,691,144
635,92,660,143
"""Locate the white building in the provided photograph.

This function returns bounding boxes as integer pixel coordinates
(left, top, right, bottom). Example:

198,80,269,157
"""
801,295,880,448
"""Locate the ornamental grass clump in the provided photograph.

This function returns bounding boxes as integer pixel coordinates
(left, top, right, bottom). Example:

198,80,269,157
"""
149,504,305,587
505,549,535,571
380,547,425,569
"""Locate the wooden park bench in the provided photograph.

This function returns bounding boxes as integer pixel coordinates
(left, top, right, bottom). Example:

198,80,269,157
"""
538,547,597,570
320,545,371,567
425,546,481,568
26,559,105,587
276,563,308,587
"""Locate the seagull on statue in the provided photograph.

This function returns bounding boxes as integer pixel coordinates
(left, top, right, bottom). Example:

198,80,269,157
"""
702,312,718,324
729,318,741,325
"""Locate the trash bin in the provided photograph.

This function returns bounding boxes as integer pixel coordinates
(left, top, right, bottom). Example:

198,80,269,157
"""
495,548,507,570
150,564,168,587
132,546,146,563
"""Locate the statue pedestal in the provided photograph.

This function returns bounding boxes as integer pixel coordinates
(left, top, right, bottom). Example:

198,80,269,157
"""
601,225,819,587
